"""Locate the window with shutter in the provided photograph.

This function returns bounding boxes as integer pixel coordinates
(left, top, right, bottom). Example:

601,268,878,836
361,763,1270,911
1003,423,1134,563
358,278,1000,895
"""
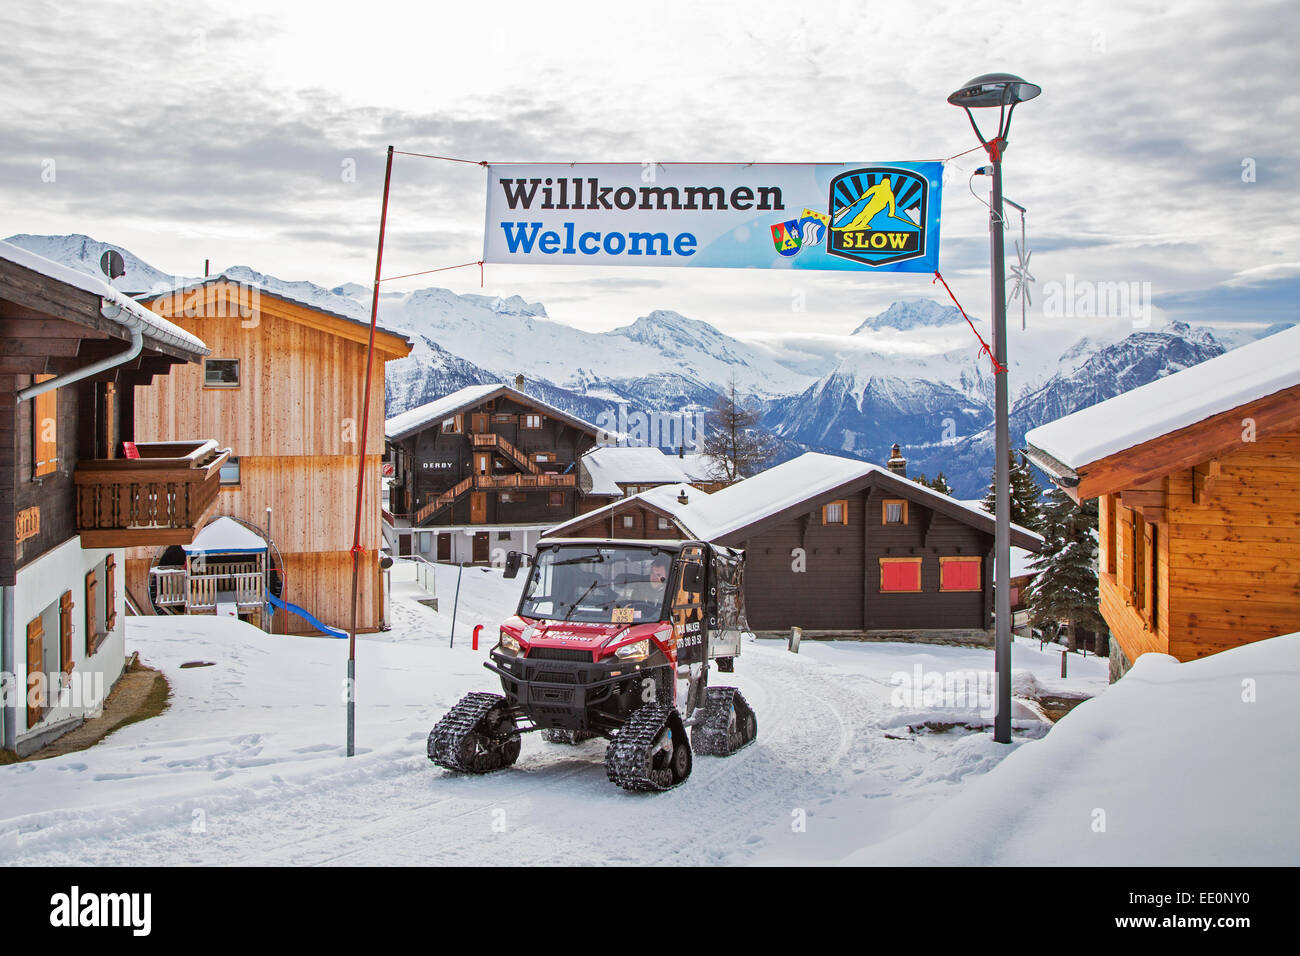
940,556,982,592
26,617,45,727
60,590,74,679
879,558,922,592
33,374,58,477
85,570,99,655
105,553,117,634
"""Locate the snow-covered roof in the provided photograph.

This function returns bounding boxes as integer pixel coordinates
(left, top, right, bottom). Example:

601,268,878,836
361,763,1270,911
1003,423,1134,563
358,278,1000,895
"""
544,483,705,538
547,452,1041,548
139,272,410,349
183,516,268,554
679,453,1041,545
582,445,715,496
1026,324,1300,469
385,383,599,441
0,240,208,357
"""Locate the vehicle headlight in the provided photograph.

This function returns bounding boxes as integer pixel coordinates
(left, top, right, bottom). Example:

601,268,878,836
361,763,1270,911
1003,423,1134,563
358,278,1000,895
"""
614,639,650,662
498,630,521,656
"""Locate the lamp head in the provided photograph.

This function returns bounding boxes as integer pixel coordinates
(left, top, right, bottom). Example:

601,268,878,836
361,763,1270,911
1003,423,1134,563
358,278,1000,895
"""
948,73,1041,108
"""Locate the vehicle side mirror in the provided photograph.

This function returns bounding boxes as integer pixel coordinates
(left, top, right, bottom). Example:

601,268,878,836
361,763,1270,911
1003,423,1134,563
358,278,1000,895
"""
682,563,704,594
504,551,523,579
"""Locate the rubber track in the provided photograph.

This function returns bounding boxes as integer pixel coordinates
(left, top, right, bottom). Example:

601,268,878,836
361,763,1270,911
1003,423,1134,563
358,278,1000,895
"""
690,686,757,757
604,703,684,792
428,692,520,773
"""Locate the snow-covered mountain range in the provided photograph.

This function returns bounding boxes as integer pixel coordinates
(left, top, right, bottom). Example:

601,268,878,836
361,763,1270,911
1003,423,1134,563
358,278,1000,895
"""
9,232,1281,498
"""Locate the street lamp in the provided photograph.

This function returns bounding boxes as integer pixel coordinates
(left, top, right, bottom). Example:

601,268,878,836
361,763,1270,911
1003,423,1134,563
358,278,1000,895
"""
948,73,1040,745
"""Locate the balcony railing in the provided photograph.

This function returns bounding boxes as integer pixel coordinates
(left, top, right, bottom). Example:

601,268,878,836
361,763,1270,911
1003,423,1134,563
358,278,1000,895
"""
74,439,230,548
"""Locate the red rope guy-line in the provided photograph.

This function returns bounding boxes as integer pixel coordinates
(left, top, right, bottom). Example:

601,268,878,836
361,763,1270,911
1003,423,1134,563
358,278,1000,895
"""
932,270,1006,375
379,260,484,287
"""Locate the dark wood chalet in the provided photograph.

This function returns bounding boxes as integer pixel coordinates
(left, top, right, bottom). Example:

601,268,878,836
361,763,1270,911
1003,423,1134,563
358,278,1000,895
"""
1,242,222,755
1026,324,1300,678
385,384,600,564
547,450,1042,641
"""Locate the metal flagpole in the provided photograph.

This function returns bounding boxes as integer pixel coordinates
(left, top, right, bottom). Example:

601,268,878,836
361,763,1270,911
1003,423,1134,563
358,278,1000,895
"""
347,144,395,757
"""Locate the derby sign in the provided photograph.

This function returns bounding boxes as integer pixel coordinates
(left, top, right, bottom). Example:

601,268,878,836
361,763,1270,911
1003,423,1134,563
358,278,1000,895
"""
483,162,942,272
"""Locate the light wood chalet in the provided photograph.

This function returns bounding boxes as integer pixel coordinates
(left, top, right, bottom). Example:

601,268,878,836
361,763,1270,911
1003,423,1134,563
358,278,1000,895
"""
1,242,220,753
130,278,411,635
1025,325,1300,672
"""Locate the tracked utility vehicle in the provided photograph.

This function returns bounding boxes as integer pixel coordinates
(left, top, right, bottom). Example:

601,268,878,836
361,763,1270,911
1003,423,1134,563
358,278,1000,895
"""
427,539,757,791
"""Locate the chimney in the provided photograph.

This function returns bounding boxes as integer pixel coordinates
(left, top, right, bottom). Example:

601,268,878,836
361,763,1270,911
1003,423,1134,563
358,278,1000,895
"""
887,442,907,477
678,444,685,459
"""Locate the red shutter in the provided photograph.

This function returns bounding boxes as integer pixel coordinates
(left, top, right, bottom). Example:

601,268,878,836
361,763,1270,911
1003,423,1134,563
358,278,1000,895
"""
881,560,920,592
941,558,981,591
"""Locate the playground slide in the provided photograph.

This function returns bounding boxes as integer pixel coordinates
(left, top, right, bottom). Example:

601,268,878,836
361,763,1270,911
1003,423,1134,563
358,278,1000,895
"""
266,592,348,639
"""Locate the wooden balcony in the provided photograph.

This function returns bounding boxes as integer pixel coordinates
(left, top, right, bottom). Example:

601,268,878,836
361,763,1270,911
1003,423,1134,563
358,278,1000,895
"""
474,473,575,489
74,440,230,548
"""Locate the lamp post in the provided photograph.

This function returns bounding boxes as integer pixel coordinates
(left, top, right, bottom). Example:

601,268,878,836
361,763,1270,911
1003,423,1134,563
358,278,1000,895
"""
947,73,1040,744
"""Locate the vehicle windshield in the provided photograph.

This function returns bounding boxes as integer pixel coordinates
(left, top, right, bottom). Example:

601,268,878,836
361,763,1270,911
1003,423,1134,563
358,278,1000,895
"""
519,545,675,624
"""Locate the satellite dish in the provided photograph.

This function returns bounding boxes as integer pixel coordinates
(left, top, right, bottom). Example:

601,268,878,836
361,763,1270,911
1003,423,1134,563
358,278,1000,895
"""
99,249,125,281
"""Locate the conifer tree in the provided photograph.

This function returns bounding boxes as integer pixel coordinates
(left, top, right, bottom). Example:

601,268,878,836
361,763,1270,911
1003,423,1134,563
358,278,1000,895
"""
1024,487,1107,651
982,451,1044,532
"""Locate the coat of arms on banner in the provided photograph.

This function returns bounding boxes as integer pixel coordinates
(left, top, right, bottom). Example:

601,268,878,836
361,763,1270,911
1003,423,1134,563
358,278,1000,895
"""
771,220,802,256
772,209,830,258
826,167,928,266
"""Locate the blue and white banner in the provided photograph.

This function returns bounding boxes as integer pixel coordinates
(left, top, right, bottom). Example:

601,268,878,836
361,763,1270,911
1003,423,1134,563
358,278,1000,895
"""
483,162,943,272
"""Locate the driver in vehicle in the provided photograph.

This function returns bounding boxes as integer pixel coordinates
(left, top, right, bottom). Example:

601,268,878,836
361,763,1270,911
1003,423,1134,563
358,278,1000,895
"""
616,555,672,607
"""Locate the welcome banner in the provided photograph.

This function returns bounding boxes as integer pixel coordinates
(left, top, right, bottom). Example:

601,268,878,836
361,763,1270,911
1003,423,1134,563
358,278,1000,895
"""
483,162,943,272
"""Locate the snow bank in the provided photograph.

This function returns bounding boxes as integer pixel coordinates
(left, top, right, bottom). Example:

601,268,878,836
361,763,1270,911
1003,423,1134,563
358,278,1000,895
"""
847,634,1300,865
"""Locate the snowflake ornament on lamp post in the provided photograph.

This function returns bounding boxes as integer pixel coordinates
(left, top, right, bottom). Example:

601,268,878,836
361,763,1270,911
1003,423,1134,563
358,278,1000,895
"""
1004,198,1033,330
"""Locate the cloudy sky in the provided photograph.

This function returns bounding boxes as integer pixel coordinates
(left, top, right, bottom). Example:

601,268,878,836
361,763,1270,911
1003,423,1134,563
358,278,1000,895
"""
2,0,1297,342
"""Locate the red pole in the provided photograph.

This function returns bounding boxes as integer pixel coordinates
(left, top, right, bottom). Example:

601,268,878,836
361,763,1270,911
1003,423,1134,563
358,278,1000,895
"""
472,624,482,650
347,144,395,758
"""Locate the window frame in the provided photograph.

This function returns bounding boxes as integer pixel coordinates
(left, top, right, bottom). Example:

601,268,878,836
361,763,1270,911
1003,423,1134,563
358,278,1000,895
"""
440,414,464,435
879,556,922,593
202,358,241,389
939,556,982,592
219,456,241,488
822,499,848,525
548,490,564,507
521,413,544,430
881,499,908,525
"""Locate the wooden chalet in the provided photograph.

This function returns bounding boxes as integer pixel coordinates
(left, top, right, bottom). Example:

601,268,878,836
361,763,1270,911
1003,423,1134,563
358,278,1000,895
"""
385,384,599,564
1026,325,1300,676
547,450,1043,640
1,242,220,754
130,277,411,635
576,444,726,514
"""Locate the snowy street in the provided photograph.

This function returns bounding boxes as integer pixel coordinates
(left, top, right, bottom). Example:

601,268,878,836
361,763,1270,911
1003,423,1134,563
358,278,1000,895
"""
0,563,1109,866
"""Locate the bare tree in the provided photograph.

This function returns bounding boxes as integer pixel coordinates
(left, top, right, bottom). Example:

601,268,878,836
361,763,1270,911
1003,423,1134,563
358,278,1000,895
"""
701,376,777,484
